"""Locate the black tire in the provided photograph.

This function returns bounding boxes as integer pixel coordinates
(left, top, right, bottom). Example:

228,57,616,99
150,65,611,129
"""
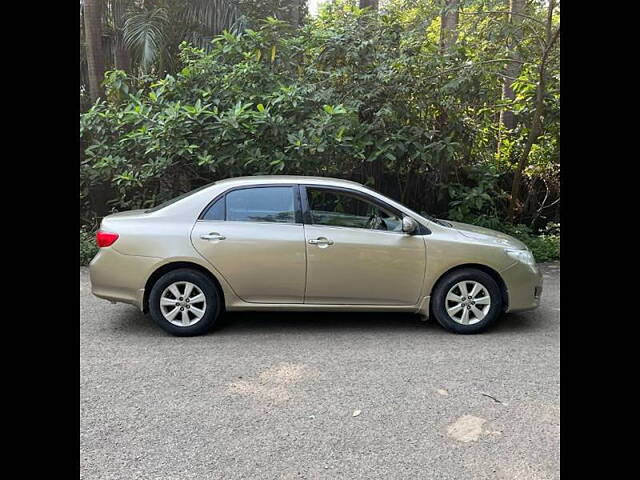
149,268,222,336
431,268,503,334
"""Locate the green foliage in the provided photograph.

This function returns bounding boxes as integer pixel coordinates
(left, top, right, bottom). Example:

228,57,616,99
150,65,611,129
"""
446,165,559,261
81,1,559,236
80,228,99,266
448,164,508,225
83,10,503,211
502,222,560,263
123,6,170,72
236,0,308,28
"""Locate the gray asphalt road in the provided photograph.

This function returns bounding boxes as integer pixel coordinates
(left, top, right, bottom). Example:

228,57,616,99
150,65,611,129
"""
80,263,559,480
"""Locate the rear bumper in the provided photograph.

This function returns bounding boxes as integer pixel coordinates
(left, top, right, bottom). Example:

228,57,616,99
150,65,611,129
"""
500,261,543,313
89,247,161,310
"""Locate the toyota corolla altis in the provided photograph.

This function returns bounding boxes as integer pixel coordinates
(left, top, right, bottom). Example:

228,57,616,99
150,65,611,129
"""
89,176,542,336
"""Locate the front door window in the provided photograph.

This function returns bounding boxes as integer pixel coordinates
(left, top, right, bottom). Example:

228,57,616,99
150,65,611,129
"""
306,188,402,232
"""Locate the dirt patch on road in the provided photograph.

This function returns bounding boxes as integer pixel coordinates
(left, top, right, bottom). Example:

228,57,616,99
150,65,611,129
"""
228,363,310,405
447,415,487,442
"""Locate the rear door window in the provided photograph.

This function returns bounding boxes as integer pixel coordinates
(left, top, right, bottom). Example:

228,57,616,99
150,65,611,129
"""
225,187,295,224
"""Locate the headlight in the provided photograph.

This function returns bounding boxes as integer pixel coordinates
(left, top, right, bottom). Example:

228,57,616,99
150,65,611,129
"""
505,249,536,266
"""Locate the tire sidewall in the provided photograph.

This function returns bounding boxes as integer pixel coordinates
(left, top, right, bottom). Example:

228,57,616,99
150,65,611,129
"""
432,269,502,334
149,269,220,336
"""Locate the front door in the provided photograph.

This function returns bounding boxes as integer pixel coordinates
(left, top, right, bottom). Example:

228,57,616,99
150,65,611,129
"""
191,185,306,303
302,186,426,305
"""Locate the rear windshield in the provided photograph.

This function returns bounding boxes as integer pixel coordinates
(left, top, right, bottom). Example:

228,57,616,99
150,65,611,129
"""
145,182,217,213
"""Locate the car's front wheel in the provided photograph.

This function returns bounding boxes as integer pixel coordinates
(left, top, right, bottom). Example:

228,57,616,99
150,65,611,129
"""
149,268,221,336
431,268,503,334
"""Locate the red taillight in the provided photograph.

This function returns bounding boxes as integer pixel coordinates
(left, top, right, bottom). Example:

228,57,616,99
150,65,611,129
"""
96,230,119,248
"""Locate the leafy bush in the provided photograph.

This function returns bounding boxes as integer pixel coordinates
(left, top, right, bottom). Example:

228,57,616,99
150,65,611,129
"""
81,6,558,219
504,222,560,263
446,164,559,262
447,164,509,227
449,213,559,262
80,228,98,266
80,3,559,255
82,15,451,213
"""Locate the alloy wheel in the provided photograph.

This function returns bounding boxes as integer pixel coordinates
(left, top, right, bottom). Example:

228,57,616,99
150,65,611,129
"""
160,281,207,327
445,280,491,325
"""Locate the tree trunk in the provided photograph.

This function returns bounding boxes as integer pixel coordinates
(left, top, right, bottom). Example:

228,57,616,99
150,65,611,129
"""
84,0,105,102
114,42,130,71
112,0,130,72
499,0,526,131
359,0,379,10
507,0,558,222
506,98,542,222
290,0,301,26
435,0,460,214
439,0,460,53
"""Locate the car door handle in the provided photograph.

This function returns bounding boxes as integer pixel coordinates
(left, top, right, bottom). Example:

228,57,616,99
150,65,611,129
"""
308,237,334,246
200,233,226,241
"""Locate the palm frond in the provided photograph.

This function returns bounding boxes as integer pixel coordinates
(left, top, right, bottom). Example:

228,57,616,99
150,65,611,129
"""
123,7,170,72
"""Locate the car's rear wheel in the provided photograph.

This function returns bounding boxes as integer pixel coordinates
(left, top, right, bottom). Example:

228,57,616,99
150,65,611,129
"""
431,268,502,334
149,268,221,336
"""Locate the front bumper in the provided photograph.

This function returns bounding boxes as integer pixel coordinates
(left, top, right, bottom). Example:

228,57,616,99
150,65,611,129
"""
89,247,161,310
500,261,543,313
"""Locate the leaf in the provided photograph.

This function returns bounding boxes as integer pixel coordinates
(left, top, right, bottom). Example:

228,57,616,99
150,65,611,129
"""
123,8,169,73
257,103,265,112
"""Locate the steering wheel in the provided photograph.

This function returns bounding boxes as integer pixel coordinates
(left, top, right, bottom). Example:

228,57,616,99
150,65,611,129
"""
366,212,387,230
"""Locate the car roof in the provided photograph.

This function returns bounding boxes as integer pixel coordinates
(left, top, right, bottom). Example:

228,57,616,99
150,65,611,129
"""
146,175,372,216
146,174,429,225
213,175,364,188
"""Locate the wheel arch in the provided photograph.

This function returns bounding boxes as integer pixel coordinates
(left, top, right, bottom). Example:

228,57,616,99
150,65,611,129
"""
143,261,226,313
429,263,509,313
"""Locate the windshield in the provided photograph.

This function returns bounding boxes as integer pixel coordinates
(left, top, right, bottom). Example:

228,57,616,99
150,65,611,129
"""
145,182,217,213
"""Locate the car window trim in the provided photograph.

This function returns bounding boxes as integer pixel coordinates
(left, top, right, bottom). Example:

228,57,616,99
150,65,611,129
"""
198,184,303,224
300,184,430,235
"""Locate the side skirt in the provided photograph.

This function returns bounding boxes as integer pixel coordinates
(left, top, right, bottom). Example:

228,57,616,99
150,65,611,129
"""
226,302,423,313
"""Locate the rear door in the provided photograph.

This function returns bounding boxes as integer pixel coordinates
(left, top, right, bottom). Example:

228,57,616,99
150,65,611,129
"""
302,186,426,305
191,185,306,303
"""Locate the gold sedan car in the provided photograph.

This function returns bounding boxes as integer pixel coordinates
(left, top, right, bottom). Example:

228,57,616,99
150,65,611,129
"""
89,176,542,336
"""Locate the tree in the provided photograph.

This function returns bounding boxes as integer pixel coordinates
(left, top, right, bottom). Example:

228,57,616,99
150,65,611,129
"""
507,0,559,221
110,0,132,71
81,1,560,235
439,0,459,53
83,0,105,102
499,0,525,131
435,0,460,211
80,1,312,98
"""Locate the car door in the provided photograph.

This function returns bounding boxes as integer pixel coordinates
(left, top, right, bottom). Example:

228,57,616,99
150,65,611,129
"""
191,185,306,303
302,186,426,305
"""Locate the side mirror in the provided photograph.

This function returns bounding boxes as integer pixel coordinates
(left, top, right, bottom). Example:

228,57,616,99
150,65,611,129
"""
402,216,418,234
